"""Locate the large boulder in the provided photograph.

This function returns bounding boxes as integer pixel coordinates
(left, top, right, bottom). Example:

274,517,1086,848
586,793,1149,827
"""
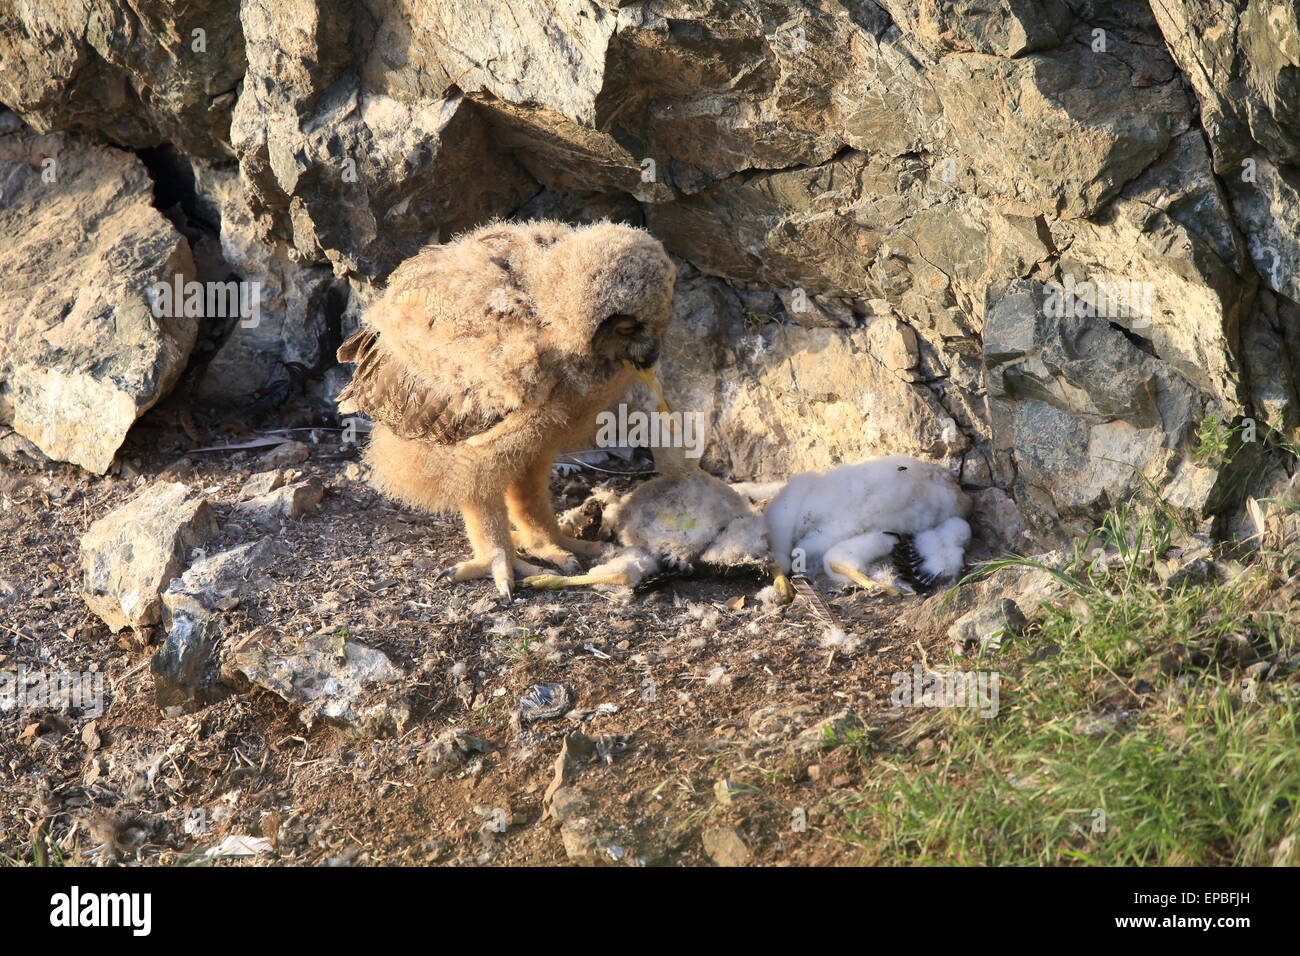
188,160,344,406
982,279,1228,543
658,270,969,481
0,119,199,473
1149,0,1300,170
153,538,278,715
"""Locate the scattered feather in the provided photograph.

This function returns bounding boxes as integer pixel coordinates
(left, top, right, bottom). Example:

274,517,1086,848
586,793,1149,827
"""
791,574,844,630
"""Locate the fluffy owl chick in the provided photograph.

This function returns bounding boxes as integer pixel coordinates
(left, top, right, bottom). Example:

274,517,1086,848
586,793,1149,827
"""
767,454,971,592
336,220,676,601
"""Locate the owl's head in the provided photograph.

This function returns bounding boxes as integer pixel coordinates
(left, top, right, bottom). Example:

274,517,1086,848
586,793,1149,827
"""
590,312,660,369
535,222,676,365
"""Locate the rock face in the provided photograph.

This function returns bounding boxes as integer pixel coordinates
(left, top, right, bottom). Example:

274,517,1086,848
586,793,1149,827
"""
4,0,1300,545
80,483,219,632
0,0,244,157
983,278,1213,540
0,120,199,473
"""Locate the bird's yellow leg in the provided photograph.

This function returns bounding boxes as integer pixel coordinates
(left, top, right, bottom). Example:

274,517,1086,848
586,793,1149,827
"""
522,571,631,589
770,565,796,603
828,562,903,597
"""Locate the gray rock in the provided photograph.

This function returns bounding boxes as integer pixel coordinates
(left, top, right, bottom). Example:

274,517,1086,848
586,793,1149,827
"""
80,483,218,631
188,162,345,407
1073,710,1133,739
232,478,324,526
543,732,597,812
230,632,410,737
657,272,964,482
559,816,633,867
983,277,1216,543
0,429,52,469
229,1,536,277
0,1,244,157
256,441,310,469
546,786,588,825
948,597,1027,651
424,728,491,775
1150,0,1300,169
167,537,277,610
151,594,227,716
1156,549,1218,589
239,469,286,501
151,539,279,714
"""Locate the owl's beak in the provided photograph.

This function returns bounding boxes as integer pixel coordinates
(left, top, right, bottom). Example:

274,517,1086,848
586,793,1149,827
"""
630,365,672,414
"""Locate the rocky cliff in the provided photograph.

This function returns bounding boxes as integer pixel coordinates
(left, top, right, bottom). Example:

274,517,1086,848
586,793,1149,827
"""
2,0,1298,549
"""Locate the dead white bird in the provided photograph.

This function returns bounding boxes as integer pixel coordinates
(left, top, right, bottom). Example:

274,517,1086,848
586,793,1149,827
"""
525,373,784,591
766,454,971,594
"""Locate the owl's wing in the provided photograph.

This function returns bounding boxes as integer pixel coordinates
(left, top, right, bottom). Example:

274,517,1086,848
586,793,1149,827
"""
335,328,507,444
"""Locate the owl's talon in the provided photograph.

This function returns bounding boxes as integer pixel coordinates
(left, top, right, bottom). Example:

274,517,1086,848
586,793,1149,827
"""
828,561,903,597
488,549,514,602
435,563,469,583
770,568,796,603
519,542,587,574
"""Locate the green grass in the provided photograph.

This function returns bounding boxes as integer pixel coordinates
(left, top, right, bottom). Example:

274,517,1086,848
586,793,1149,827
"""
1192,412,1237,467
843,497,1300,865
492,626,538,662
2,827,80,866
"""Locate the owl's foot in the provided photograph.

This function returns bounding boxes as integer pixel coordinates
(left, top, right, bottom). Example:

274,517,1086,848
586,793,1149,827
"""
436,553,558,602
511,529,605,570
558,535,606,558
516,542,584,575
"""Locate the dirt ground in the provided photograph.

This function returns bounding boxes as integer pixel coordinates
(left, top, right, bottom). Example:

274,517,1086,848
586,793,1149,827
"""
0,407,961,867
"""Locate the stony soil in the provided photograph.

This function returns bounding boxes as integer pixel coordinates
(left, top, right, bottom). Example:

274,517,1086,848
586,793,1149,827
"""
0,408,962,867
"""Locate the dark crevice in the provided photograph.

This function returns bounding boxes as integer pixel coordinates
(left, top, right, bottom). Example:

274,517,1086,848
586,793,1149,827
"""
134,144,221,234
1109,321,1158,357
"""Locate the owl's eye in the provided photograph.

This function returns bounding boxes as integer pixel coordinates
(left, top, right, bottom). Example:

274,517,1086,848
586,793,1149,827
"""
605,313,640,336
